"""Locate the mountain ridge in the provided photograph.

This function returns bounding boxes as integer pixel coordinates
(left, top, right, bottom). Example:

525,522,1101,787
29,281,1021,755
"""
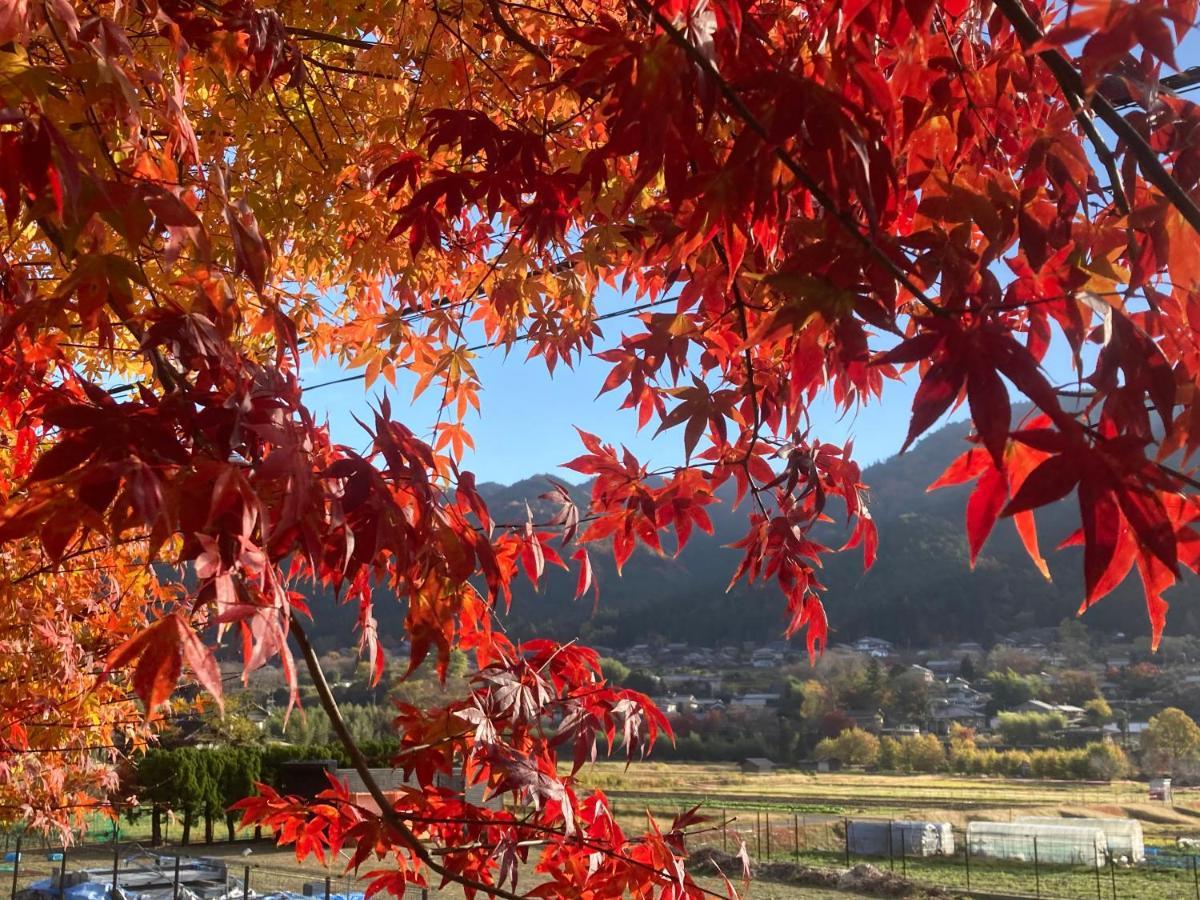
306,416,1198,651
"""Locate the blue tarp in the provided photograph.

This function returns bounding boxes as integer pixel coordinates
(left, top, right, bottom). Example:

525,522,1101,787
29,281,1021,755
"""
16,879,113,900
64,881,112,900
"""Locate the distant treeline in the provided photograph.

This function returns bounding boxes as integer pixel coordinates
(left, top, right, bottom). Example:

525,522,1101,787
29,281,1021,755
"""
128,741,401,845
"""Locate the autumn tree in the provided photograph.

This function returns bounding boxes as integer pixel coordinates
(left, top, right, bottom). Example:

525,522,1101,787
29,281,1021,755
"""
3,0,1200,894
1087,740,1132,780
1141,707,1200,776
813,727,880,767
1085,697,1114,727
893,734,947,773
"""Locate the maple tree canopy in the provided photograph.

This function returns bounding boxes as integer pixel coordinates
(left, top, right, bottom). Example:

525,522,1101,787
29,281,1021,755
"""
2,0,1200,892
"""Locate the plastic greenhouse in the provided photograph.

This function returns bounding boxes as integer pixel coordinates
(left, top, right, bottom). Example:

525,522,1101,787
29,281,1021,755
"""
966,821,1108,867
1016,817,1145,863
847,820,955,857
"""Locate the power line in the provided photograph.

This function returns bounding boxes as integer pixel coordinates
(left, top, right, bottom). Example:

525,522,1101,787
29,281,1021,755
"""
1107,66,1200,109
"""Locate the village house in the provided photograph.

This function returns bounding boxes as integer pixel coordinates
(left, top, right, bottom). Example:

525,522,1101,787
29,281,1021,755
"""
845,709,885,733
909,664,935,684
731,692,781,709
930,704,989,735
1015,700,1088,723
852,636,894,658
740,757,778,774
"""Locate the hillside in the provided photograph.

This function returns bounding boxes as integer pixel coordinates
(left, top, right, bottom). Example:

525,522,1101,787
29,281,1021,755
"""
305,416,1199,651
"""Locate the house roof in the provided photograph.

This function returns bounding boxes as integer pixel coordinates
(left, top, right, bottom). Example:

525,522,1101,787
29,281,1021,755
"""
931,705,986,719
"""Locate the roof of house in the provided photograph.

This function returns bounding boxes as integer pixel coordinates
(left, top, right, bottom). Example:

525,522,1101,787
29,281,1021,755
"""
931,705,987,719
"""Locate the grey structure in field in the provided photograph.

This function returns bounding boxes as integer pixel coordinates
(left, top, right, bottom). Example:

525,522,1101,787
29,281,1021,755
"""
846,820,955,858
15,852,432,900
17,853,244,900
277,763,501,811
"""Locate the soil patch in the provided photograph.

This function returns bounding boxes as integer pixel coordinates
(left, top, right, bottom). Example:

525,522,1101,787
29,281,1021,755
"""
686,850,956,898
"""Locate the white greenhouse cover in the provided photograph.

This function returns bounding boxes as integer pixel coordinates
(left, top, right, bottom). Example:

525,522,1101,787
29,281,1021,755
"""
1016,816,1145,863
967,821,1108,867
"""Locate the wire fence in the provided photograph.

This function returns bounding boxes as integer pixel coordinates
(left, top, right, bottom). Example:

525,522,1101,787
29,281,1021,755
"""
2,803,1198,899
0,837,432,899
684,807,1200,900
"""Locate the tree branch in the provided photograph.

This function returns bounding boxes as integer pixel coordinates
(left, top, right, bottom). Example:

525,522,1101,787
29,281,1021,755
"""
485,0,551,65
631,0,944,318
288,616,529,900
991,0,1200,231
285,27,389,51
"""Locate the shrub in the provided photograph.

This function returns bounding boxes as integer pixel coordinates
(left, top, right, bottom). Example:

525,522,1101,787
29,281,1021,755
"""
997,711,1067,745
877,736,900,771
1084,698,1113,727
896,734,946,773
1087,741,1132,780
814,728,880,767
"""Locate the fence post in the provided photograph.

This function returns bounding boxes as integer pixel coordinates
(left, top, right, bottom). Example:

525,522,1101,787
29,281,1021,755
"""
324,876,331,900
843,818,850,868
242,866,250,900
964,834,970,892
1033,835,1041,899
57,844,67,893
755,811,761,860
793,813,799,863
111,828,120,897
1095,852,1102,900
899,826,906,878
765,812,771,862
172,857,180,900
887,822,894,873
1109,851,1117,900
10,835,20,900
722,810,727,854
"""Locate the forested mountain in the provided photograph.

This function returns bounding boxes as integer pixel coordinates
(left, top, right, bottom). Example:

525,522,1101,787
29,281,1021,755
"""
306,416,1199,652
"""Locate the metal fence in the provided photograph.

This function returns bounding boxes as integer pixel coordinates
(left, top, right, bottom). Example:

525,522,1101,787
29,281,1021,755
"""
3,808,1199,899
0,838,432,899
690,808,1200,900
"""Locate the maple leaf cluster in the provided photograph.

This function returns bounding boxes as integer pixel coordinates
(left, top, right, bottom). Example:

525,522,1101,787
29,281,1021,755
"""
0,0,1199,893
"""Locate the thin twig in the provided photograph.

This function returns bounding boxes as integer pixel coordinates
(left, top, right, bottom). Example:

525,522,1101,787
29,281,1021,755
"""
289,616,528,900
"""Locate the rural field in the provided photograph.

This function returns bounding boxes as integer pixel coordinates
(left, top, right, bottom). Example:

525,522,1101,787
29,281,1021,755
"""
577,762,1200,899
2,832,854,900
581,761,1168,814
11,765,1200,899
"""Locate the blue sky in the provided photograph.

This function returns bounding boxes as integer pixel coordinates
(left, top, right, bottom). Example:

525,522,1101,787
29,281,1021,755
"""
297,282,1072,485
299,326,936,485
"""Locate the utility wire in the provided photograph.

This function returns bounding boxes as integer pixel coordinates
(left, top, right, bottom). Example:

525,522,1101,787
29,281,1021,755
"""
299,292,681,393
